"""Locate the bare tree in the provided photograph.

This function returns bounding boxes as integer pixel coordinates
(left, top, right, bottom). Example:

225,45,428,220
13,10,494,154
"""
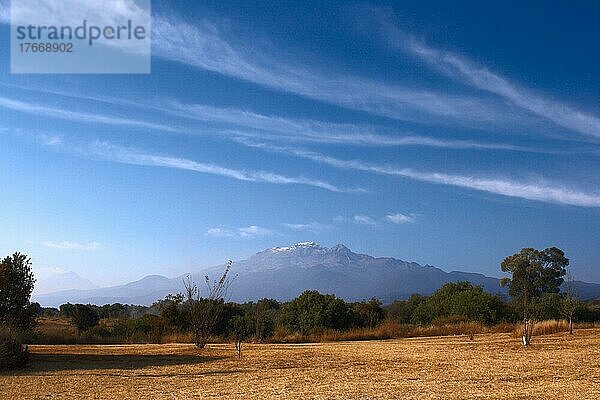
183,260,234,348
562,273,579,335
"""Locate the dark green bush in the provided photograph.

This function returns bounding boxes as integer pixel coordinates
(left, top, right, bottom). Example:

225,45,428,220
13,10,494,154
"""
0,328,29,371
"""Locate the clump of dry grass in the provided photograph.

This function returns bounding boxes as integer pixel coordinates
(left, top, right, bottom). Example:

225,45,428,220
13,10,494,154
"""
510,319,570,338
408,321,486,338
270,321,515,343
318,321,411,342
162,332,194,343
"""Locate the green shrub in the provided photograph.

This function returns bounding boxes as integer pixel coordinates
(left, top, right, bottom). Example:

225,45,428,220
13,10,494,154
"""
0,328,29,371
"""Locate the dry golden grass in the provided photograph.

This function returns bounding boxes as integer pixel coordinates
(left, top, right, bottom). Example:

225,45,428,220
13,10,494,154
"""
511,320,570,338
2,329,600,399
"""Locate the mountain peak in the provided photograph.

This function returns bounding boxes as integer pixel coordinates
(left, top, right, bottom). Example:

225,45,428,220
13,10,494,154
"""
331,244,351,253
271,241,322,252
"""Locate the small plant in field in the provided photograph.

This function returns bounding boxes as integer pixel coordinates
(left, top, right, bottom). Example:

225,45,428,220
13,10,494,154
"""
184,260,235,348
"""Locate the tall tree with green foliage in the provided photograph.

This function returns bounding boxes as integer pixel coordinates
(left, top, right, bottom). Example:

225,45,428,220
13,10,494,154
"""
71,304,100,334
500,247,568,346
0,252,37,331
353,298,385,329
411,282,508,326
277,290,354,335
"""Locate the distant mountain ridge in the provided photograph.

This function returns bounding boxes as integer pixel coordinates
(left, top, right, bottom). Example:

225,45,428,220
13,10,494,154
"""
34,271,98,295
33,242,600,307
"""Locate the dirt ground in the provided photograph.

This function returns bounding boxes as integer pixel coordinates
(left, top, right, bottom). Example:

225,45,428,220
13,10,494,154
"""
2,329,600,399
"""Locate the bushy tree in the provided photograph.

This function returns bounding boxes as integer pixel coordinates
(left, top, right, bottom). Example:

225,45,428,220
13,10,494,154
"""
0,253,37,331
0,327,28,371
529,293,562,321
253,298,279,341
153,293,185,328
353,298,385,329
500,247,568,345
59,303,77,318
386,294,426,324
411,282,508,325
72,304,100,333
230,313,253,357
96,303,128,319
277,290,354,335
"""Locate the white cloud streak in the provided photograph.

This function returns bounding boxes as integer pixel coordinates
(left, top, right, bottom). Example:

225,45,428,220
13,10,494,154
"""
3,3,596,136
283,222,331,232
4,82,529,151
386,213,416,224
43,241,101,251
412,46,600,138
239,140,600,207
89,141,361,193
0,84,526,151
366,9,600,138
238,225,271,237
151,16,517,126
207,225,271,238
165,100,526,151
0,96,178,132
353,215,377,225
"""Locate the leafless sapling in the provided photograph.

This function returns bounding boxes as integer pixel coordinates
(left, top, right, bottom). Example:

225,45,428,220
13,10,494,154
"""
562,273,579,335
183,260,234,348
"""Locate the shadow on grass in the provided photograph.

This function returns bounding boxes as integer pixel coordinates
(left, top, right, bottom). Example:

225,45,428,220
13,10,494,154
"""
8,352,228,374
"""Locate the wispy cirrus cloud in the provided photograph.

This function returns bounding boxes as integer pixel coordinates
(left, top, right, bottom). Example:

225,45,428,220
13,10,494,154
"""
206,228,234,238
386,213,416,224
165,100,527,151
0,96,178,132
335,213,416,226
238,225,271,237
353,215,377,225
88,141,362,193
283,222,331,232
239,140,600,207
151,15,520,127
363,7,600,139
43,241,101,251
36,133,63,146
1,83,526,151
3,3,596,138
207,225,271,238
2,83,529,152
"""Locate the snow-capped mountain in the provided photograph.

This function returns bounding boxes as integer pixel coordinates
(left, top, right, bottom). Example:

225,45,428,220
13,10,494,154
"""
32,242,600,307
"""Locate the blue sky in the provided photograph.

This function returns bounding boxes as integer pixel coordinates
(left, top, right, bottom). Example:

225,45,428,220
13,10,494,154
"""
0,0,599,288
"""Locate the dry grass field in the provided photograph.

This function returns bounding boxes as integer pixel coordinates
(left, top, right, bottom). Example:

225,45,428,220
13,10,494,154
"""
2,329,600,399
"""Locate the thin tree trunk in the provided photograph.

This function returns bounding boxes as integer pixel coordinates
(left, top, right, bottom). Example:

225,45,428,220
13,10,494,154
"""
522,319,531,346
235,339,242,358
569,316,573,335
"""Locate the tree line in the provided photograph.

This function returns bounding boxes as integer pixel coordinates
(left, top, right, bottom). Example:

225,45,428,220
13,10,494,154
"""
2,246,600,369
32,280,600,347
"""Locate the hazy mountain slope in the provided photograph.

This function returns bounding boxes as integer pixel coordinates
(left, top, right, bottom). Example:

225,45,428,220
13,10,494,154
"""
34,271,98,295
33,242,600,307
